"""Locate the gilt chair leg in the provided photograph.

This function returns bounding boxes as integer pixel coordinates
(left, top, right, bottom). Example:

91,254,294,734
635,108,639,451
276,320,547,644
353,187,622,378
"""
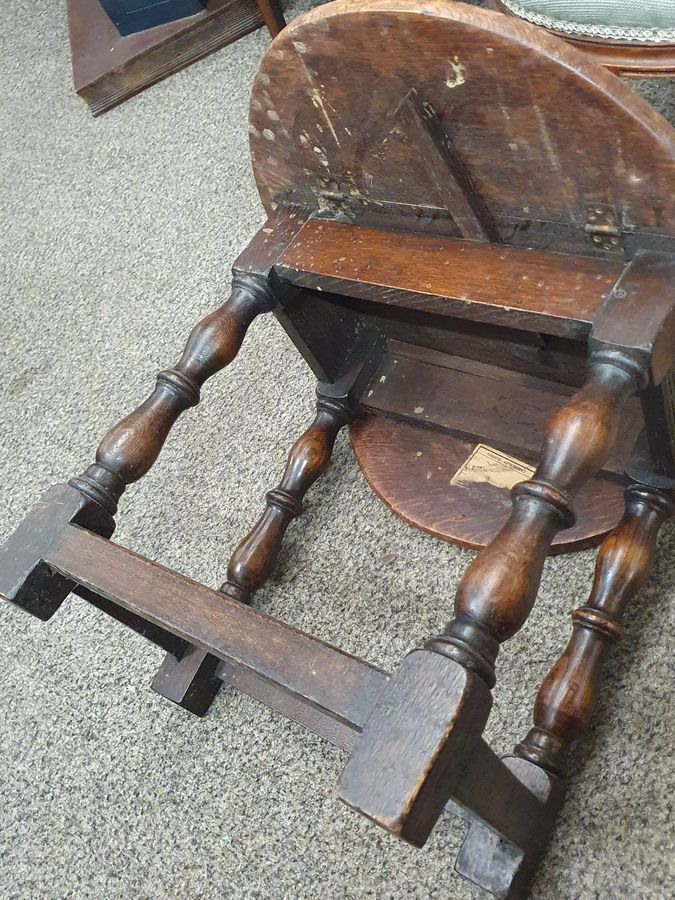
151,389,357,715
455,481,674,898
1,271,275,621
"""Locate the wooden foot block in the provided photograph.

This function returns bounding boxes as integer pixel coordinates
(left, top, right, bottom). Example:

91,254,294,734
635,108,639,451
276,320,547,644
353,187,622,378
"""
0,484,114,620
337,649,492,847
455,756,564,900
151,645,222,716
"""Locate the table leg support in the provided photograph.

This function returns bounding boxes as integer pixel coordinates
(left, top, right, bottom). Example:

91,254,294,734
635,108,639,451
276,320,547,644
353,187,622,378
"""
0,271,275,621
454,756,564,900
151,389,356,714
255,0,286,37
70,271,276,515
427,351,644,688
337,350,646,847
454,480,673,898
515,481,674,776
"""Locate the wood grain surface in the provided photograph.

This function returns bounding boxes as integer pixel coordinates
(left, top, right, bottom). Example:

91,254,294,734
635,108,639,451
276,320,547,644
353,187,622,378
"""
251,0,675,242
277,219,624,338
350,413,626,552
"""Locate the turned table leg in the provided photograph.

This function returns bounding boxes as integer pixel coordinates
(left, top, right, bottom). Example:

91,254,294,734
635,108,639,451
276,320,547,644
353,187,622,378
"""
516,482,674,775
426,351,646,688
337,350,647,844
454,481,674,898
151,391,356,714
70,271,276,515
1,272,275,622
222,393,354,600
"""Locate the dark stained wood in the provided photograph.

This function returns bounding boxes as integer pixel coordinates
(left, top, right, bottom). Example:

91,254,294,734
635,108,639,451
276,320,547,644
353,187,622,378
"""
338,650,487,845
75,585,188,657
250,1,675,242
455,755,564,900
70,270,275,514
428,351,644,687
337,650,550,851
70,210,305,516
0,484,114,620
639,372,675,480
564,38,675,79
68,0,264,116
360,341,642,475
516,483,675,776
151,644,223,716
0,486,372,748
1,498,559,852
367,310,590,389
215,657,361,751
223,395,355,600
232,206,310,279
591,251,675,385
348,338,642,553
254,0,286,36
276,219,623,339
49,523,390,733
152,392,356,714
274,288,372,382
399,89,499,242
488,0,675,79
349,415,627,553
2,4,675,899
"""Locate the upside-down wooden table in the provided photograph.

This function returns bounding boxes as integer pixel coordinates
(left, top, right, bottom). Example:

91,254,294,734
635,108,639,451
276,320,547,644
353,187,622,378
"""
2,2,675,896
487,0,675,78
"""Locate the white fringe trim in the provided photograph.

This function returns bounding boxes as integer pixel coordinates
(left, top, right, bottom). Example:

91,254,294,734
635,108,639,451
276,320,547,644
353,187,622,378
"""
501,0,675,44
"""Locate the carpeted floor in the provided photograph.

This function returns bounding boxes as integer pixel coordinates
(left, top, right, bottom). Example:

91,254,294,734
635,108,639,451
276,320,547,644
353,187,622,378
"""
0,2,673,898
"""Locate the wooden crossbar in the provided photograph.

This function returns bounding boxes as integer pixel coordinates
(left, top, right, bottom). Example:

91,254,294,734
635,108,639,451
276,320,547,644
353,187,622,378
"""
13,519,549,850
50,524,388,744
275,218,625,339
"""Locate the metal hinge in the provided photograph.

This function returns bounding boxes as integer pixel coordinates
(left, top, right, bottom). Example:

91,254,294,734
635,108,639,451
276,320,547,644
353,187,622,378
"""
584,203,622,251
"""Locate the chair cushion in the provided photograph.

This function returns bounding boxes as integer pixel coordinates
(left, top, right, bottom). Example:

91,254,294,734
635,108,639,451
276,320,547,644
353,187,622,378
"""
501,0,675,43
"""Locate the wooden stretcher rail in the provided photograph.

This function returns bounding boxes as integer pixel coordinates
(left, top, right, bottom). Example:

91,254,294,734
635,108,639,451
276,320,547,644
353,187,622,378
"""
37,522,546,849
50,524,388,744
275,219,625,339
214,658,362,751
361,340,642,477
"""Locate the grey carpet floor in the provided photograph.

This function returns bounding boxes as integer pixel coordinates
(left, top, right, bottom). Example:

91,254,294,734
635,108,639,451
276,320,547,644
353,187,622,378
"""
0,1,673,898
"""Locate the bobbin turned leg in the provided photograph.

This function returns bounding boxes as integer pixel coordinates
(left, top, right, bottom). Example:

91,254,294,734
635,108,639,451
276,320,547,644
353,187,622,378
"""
456,482,674,898
152,389,357,714
70,271,276,516
427,349,645,688
338,349,645,845
515,481,674,776
0,271,275,619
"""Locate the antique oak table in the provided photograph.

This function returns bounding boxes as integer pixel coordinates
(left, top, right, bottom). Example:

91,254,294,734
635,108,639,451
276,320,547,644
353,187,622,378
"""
2,2,675,896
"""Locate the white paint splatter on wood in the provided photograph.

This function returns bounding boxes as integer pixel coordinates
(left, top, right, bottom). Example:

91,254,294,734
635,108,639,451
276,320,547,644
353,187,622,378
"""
446,56,466,89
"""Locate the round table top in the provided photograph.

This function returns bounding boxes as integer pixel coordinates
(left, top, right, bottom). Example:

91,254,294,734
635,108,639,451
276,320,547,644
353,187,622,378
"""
249,0,675,243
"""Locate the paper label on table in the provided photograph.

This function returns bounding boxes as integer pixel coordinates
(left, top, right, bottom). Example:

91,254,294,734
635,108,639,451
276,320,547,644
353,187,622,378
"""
450,444,536,490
